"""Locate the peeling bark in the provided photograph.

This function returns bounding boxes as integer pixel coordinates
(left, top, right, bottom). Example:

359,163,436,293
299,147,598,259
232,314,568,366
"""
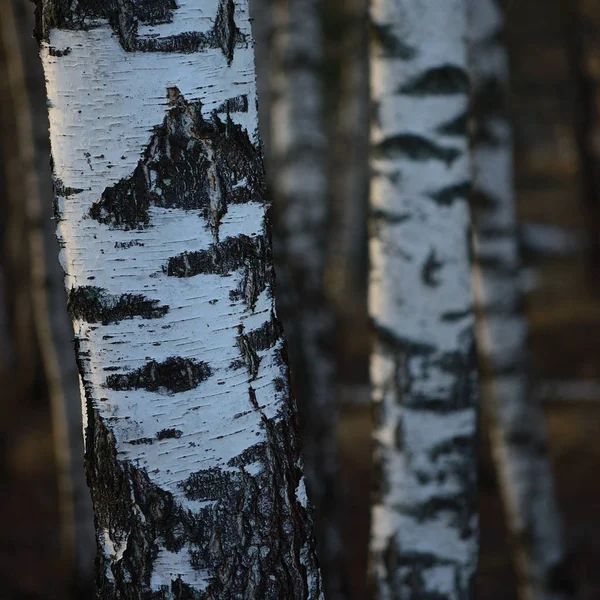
468,2,574,599
368,1,479,598
37,1,323,597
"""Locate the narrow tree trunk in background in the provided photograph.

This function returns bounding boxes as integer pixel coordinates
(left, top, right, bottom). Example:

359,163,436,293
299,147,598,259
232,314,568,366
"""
0,0,95,588
560,0,600,283
328,0,370,331
368,1,479,597
468,2,574,599
271,1,344,597
36,1,323,597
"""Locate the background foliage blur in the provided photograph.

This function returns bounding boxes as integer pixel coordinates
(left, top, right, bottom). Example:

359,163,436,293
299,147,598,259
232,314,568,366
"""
1,0,600,598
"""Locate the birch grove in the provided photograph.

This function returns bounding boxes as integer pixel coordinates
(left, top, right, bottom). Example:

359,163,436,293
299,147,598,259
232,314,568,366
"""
36,1,323,597
368,1,479,597
468,2,573,599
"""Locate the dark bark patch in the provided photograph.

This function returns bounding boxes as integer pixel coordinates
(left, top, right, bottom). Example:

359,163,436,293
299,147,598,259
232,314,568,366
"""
215,94,249,115
373,134,460,165
48,45,71,56
421,250,443,287
167,234,272,310
90,89,265,233
156,428,183,440
35,0,247,60
399,65,469,96
68,286,169,325
370,24,417,59
437,111,469,137
244,313,283,352
213,0,238,64
429,181,471,206
370,209,410,225
105,357,212,393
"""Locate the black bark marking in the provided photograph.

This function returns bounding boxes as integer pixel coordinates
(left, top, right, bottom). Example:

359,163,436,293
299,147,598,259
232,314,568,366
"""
105,357,212,393
213,0,238,64
35,0,247,60
156,428,183,440
429,181,471,206
244,313,284,352
234,314,283,381
437,111,469,137
68,286,169,325
48,45,71,56
215,94,249,114
370,209,411,225
421,250,443,287
166,234,272,310
370,24,417,59
374,134,460,165
237,327,261,381
90,89,265,234
399,65,470,96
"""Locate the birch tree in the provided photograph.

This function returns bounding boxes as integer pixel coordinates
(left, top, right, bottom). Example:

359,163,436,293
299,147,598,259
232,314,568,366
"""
36,1,323,597
469,2,573,599
368,1,479,597
270,0,343,595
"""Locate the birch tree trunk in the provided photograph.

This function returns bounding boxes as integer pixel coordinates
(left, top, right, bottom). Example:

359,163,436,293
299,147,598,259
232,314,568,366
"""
36,1,323,597
468,2,574,599
368,1,479,597
270,1,343,596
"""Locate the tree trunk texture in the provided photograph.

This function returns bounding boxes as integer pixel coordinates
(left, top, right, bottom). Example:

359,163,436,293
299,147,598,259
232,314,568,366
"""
368,1,479,598
468,2,574,599
270,1,344,597
0,1,96,588
36,1,323,598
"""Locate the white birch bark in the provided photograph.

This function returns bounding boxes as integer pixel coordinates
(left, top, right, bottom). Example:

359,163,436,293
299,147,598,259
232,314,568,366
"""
0,0,96,585
37,1,323,597
368,1,479,598
270,1,343,595
468,2,573,599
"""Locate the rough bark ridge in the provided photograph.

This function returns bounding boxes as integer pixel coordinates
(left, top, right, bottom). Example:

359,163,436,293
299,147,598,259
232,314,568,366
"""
270,1,344,597
38,1,323,598
468,2,573,599
368,1,479,598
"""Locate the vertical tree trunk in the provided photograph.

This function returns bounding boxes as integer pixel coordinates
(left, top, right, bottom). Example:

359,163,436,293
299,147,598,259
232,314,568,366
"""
0,1,96,588
560,0,600,282
368,1,479,598
270,1,344,596
468,2,574,599
36,1,323,597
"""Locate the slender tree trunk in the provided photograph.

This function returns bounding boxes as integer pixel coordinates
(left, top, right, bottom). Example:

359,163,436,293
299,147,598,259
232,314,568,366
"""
270,1,344,596
0,1,96,588
36,2,323,597
468,2,574,599
560,0,600,283
368,1,479,598
328,0,370,328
